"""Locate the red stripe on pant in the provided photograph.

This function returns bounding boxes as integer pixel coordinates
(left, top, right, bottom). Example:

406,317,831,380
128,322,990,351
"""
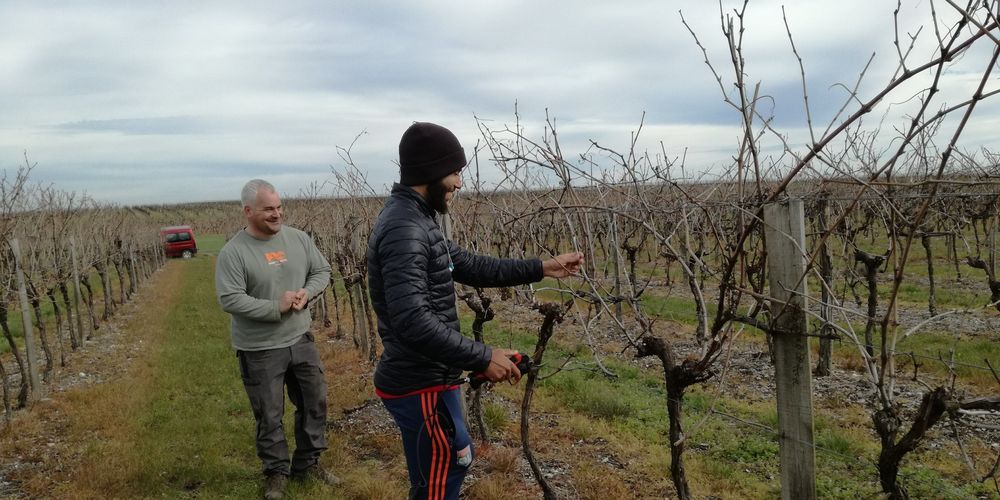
421,392,451,500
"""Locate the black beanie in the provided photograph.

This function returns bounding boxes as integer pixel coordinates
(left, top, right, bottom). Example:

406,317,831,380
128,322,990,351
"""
398,122,467,186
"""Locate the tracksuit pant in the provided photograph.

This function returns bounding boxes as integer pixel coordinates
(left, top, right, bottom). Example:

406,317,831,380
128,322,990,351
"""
381,387,473,500
237,332,328,476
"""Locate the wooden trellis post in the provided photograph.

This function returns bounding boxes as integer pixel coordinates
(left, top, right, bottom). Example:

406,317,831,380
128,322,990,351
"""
348,223,369,357
763,199,816,500
10,238,41,400
610,213,623,325
70,236,88,345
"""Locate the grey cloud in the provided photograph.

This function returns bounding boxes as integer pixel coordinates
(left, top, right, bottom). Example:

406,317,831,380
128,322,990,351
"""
55,116,211,135
30,159,335,204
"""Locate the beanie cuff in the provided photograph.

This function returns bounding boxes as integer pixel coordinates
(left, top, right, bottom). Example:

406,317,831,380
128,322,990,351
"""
399,148,466,186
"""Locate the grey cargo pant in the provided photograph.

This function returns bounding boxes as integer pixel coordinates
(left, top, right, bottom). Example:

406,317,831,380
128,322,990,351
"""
237,332,328,476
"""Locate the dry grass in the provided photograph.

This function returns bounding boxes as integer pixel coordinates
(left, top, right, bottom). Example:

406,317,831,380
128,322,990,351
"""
353,432,403,462
465,474,509,500
569,460,635,500
340,472,408,500
478,443,520,474
0,261,180,498
321,334,374,412
837,349,869,374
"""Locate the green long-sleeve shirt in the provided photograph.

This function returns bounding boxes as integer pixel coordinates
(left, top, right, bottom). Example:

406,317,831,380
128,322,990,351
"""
215,226,331,351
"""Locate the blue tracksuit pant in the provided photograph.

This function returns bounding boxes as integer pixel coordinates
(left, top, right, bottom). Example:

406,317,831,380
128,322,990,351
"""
381,387,472,500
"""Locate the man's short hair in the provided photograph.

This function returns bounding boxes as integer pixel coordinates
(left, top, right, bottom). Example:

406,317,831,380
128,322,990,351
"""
241,179,276,208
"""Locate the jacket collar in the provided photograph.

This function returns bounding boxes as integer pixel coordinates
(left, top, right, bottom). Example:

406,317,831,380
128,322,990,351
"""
392,183,436,218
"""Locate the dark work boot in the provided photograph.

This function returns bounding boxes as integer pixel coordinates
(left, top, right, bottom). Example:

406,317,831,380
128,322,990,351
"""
294,464,342,486
263,472,288,500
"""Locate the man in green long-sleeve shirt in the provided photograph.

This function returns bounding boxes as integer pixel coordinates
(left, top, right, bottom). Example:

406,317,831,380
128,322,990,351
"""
215,179,339,500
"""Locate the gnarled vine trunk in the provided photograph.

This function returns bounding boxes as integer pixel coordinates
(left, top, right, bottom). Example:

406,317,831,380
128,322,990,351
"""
636,336,713,500
521,301,570,500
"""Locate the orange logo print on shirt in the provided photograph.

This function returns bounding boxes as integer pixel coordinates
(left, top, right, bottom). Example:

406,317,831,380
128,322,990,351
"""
265,251,288,265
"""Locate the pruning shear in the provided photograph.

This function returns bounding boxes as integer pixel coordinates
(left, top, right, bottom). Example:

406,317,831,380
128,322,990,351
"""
455,352,541,389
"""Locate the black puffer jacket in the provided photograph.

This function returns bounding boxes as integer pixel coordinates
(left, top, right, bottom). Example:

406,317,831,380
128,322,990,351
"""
367,184,543,395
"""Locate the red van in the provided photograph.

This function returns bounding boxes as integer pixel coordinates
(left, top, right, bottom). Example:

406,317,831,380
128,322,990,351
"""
161,225,198,258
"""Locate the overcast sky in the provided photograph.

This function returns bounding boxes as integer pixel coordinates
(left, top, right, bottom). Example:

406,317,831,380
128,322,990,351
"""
1,1,997,205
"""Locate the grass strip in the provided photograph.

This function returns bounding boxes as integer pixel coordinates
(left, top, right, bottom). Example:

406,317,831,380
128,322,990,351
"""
118,255,260,497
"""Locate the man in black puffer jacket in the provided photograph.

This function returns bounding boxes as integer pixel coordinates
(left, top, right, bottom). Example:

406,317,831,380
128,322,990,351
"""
368,121,584,500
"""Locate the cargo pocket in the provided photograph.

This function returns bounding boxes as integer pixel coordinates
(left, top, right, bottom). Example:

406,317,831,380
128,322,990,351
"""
293,335,325,376
236,351,261,386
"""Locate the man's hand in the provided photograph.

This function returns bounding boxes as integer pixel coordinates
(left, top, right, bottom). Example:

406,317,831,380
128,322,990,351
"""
279,291,299,313
482,347,522,384
543,251,585,278
291,288,309,311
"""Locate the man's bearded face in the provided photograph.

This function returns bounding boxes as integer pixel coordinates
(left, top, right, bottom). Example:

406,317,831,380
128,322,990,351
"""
427,172,461,214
